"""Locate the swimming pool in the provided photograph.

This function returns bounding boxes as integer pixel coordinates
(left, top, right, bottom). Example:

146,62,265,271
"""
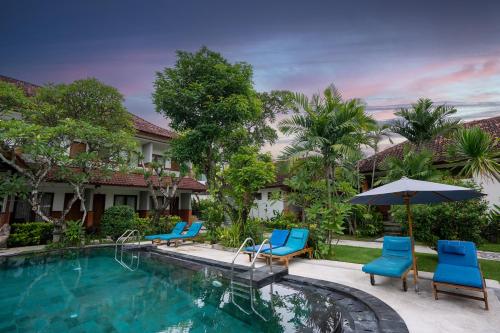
0,247,405,332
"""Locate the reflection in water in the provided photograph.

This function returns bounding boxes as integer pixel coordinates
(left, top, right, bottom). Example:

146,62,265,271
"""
0,249,343,333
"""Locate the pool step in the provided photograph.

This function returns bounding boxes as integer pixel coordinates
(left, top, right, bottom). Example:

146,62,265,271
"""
233,265,288,288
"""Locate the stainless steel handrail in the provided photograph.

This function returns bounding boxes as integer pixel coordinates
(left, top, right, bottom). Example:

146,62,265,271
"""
114,229,141,271
231,237,255,277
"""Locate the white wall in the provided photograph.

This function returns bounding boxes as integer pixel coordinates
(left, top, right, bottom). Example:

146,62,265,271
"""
473,176,500,208
249,188,285,220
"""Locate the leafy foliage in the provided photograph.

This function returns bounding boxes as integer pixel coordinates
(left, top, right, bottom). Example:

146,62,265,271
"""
379,147,442,184
391,98,459,148
391,179,489,248
223,146,275,225
279,85,375,209
0,79,136,242
153,47,281,191
100,205,136,240
199,199,225,244
63,220,85,246
448,127,500,182
482,204,500,243
7,222,54,247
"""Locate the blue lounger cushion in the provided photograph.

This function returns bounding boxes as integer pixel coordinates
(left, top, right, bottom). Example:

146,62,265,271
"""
433,263,483,288
433,240,483,288
245,229,290,252
362,256,413,278
158,221,203,240
263,228,309,256
145,221,187,240
362,236,413,278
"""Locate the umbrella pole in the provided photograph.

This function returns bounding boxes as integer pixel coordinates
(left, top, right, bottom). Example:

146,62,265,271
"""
404,195,419,292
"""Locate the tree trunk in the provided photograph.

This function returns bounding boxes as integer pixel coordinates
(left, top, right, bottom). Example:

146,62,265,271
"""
325,163,332,209
371,148,378,189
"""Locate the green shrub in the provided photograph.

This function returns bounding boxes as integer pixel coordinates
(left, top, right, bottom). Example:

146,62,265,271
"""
391,181,489,248
101,205,136,240
63,220,85,246
199,199,224,244
217,224,241,248
482,204,500,243
8,222,54,247
266,211,300,229
351,206,384,237
244,218,264,244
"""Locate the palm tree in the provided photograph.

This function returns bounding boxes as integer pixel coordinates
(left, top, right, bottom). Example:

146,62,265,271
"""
278,85,375,207
367,124,393,188
448,127,500,182
379,147,442,184
391,98,459,149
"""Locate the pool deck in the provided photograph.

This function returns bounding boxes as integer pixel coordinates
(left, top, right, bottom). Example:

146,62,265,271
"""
156,243,500,333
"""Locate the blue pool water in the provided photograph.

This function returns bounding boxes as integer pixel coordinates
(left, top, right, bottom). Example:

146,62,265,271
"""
0,248,343,332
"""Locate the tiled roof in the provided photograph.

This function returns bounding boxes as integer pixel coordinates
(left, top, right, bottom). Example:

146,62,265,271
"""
0,74,39,96
63,171,206,192
0,75,177,140
131,114,176,139
358,116,500,173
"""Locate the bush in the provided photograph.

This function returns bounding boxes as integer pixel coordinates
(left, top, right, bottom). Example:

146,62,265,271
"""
265,211,300,229
217,224,241,248
8,222,54,247
351,206,384,237
391,180,489,248
101,205,136,240
244,218,264,244
482,204,500,243
63,220,85,246
199,200,224,244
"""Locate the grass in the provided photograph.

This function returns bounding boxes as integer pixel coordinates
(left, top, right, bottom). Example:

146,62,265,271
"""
478,243,500,253
328,245,500,282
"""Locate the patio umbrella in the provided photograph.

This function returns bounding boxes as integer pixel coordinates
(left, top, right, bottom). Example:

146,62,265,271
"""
349,176,484,291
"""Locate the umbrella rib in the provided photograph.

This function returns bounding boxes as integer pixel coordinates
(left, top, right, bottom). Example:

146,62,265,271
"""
431,191,454,202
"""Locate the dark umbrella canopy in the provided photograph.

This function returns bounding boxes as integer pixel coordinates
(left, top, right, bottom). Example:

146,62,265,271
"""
350,177,484,205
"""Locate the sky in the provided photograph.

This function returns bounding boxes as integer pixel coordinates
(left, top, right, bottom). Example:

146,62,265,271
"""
1,0,500,156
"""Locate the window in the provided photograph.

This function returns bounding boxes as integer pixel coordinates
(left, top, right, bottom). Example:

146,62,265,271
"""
14,193,53,222
34,193,53,222
114,195,137,210
254,192,262,200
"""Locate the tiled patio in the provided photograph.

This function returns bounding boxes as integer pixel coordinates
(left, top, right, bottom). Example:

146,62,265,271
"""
157,243,500,333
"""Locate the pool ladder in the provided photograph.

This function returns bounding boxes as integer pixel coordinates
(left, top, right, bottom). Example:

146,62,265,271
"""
114,229,141,271
230,237,273,321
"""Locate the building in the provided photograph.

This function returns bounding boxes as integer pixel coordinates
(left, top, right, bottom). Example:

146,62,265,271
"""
0,75,206,229
357,116,500,207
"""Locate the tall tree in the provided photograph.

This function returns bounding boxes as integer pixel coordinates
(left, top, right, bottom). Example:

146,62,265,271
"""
222,147,275,226
391,98,459,149
279,85,375,207
153,47,289,195
367,124,393,188
448,127,500,182
0,80,135,241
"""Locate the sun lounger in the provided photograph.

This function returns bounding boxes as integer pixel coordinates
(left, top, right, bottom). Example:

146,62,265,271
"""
157,221,203,247
362,236,414,291
243,229,290,261
260,228,312,267
145,221,187,242
432,240,488,310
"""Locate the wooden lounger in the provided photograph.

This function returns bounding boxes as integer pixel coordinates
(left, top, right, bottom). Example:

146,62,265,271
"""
260,247,313,267
433,274,489,310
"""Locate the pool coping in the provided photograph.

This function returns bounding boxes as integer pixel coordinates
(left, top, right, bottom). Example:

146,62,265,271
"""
147,247,409,333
